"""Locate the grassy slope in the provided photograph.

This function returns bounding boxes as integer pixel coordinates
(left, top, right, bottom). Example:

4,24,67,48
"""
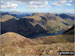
0,15,18,22
1,43,74,55
1,32,74,56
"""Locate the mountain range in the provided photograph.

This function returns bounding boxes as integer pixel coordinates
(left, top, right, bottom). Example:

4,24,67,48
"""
1,11,33,18
0,12,74,38
1,11,74,20
0,12,74,55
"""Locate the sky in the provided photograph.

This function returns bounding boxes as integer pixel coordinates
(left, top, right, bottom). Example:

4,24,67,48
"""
1,0,74,13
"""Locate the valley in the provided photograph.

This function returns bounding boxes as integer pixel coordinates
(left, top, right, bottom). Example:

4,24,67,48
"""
0,12,74,56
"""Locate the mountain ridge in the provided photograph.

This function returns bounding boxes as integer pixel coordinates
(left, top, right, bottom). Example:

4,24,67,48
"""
1,13,74,38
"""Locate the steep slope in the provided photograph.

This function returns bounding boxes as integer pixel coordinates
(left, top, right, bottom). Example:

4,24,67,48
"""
1,32,37,48
1,18,18,34
1,17,46,37
1,13,74,38
59,14,74,20
24,13,73,33
64,25,74,34
0,15,18,22
33,26,74,44
17,18,46,37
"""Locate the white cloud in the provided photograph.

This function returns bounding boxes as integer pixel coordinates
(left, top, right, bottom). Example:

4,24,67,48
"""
27,0,48,8
60,0,67,3
1,0,73,8
11,3,18,8
1,2,18,9
66,3,72,6
52,0,73,6
52,2,63,6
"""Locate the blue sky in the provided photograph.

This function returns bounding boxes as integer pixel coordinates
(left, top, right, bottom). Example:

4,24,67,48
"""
1,0,74,13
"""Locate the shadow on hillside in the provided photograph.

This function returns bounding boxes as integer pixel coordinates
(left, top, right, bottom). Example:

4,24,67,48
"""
63,25,74,35
40,16,47,25
1,18,46,38
59,14,74,20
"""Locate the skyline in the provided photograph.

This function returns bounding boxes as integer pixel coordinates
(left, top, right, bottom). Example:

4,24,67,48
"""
1,0,74,13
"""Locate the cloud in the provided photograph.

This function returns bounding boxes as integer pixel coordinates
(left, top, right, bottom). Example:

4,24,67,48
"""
52,2,63,6
68,0,73,2
27,0,48,8
1,0,49,8
66,3,72,6
1,0,73,8
52,0,73,6
59,0,67,3
1,2,18,9
2,0,73,3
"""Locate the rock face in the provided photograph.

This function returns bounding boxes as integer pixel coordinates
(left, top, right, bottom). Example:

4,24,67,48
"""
1,32,37,48
0,13,74,38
